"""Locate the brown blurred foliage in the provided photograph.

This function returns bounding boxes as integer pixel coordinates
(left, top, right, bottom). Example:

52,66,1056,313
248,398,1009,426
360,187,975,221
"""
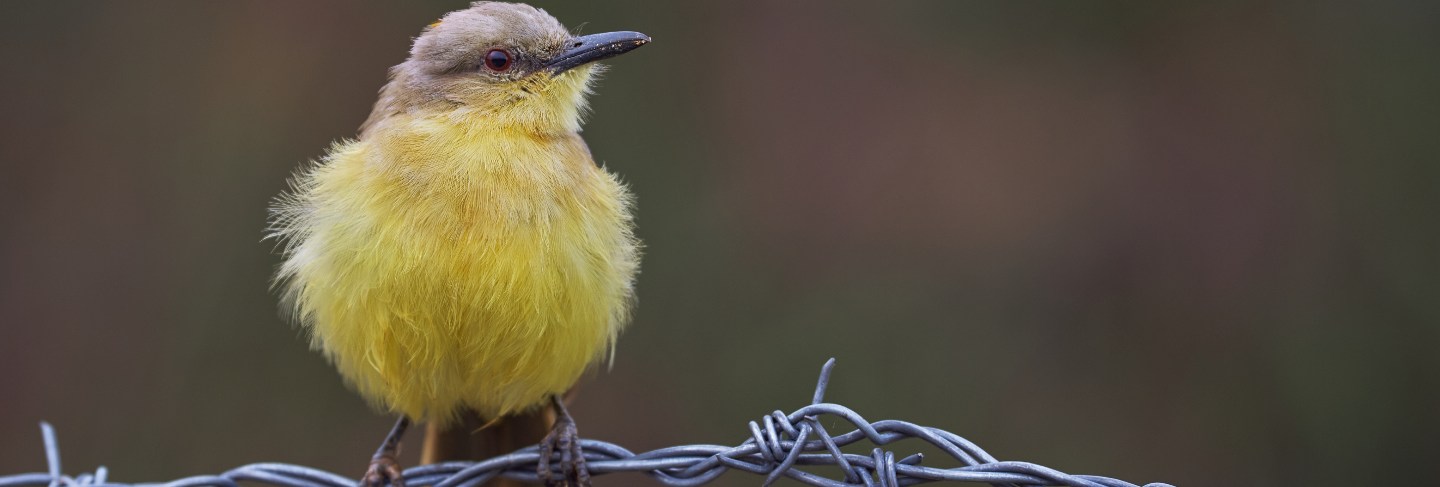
1,2,1437,486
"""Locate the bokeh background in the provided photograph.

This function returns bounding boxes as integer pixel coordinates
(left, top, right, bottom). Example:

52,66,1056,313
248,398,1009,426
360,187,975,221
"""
2,1,1437,486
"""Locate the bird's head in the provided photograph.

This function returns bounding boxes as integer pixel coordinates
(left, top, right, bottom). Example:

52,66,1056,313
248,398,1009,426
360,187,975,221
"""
366,2,650,134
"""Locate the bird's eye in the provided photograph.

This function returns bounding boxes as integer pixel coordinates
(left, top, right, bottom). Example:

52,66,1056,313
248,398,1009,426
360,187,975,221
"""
484,49,512,72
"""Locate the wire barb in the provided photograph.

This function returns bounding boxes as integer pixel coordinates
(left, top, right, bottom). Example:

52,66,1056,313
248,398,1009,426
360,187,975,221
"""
0,359,1175,487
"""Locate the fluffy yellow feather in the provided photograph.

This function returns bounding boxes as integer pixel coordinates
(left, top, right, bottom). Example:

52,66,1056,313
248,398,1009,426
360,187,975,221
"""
269,2,644,427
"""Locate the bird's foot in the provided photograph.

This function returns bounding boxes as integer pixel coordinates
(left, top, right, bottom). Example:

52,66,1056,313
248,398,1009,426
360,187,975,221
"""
538,397,590,487
360,453,405,487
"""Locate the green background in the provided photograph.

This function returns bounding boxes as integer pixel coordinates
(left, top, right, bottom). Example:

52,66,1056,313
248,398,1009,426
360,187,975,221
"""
2,2,1436,486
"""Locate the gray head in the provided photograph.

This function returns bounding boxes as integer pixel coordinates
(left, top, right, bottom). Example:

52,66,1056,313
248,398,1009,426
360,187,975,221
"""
362,2,650,134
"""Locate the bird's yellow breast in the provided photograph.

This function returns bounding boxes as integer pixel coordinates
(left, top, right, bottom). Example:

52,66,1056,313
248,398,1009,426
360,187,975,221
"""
274,114,639,424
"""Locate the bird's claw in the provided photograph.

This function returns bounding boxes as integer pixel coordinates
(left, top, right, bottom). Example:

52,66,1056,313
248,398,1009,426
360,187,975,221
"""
537,415,589,487
361,454,405,487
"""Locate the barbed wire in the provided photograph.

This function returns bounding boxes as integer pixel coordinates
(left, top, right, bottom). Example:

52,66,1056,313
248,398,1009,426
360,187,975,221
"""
0,359,1174,487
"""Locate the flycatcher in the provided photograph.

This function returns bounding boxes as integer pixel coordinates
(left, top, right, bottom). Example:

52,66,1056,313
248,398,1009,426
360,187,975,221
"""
269,2,647,486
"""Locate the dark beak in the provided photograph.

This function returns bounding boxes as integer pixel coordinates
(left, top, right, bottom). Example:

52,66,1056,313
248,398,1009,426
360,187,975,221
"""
545,31,651,75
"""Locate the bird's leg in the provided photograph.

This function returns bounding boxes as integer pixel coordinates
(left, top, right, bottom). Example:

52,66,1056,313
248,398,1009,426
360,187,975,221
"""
537,395,589,487
361,416,410,487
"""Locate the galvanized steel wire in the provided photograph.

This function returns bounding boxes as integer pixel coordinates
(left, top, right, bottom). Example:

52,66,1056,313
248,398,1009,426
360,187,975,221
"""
0,360,1174,487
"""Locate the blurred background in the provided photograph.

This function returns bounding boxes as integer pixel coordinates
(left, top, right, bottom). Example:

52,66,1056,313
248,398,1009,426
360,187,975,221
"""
2,1,1436,486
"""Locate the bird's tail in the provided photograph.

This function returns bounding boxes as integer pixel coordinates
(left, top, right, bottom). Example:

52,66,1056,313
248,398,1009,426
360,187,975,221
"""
421,407,554,487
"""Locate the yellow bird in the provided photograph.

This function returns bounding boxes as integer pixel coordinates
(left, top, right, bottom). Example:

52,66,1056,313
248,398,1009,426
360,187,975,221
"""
268,2,647,485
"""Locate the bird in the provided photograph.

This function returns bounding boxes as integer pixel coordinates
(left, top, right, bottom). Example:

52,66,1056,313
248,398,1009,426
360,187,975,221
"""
268,2,648,486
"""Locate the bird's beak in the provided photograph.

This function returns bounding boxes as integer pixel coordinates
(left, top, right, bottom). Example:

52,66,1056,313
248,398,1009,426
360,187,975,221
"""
545,31,651,75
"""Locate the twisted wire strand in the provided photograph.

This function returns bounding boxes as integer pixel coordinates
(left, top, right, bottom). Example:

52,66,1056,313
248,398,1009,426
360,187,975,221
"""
0,360,1174,487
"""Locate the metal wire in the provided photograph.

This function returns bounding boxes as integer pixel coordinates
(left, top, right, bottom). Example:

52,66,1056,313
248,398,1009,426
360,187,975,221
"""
0,359,1175,487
